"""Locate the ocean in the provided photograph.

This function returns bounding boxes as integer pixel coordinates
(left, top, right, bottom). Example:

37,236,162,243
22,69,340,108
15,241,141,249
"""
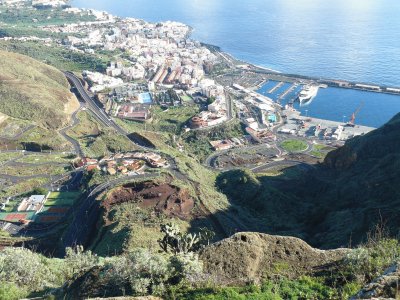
72,0,400,127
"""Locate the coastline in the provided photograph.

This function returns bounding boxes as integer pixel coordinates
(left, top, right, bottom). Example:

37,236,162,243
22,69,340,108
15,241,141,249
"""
59,2,400,127
68,2,400,93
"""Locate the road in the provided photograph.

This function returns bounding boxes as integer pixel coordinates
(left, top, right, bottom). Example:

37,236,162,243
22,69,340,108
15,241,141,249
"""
58,105,85,158
64,72,114,128
225,90,233,120
64,71,162,151
251,159,316,173
62,71,314,249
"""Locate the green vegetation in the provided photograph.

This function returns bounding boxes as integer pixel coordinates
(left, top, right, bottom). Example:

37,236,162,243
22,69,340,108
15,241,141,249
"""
67,111,136,157
1,165,70,177
181,120,246,161
4,236,398,299
0,152,22,163
18,127,72,151
0,117,32,139
0,50,79,129
0,41,107,72
310,143,335,159
0,4,95,26
91,194,191,256
0,177,49,198
116,105,199,135
15,153,75,164
280,139,308,152
0,4,399,300
45,192,81,207
173,277,337,300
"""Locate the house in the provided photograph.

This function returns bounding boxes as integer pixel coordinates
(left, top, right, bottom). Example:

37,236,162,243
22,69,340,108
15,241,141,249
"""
107,168,117,175
87,165,100,172
117,104,151,122
246,127,276,143
85,158,99,165
210,140,234,151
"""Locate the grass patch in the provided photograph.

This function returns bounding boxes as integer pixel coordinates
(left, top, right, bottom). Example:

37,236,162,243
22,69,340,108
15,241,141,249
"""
16,153,75,164
173,276,339,300
310,143,336,159
45,198,74,207
0,152,22,163
0,117,32,139
0,177,49,197
115,105,199,135
280,139,308,152
181,120,246,162
18,127,73,151
0,4,95,26
45,191,81,207
314,143,327,151
0,40,107,72
1,199,19,213
1,165,70,177
0,50,78,129
67,111,136,158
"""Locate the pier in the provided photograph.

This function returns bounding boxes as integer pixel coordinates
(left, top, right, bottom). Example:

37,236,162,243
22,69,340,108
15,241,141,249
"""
268,81,284,94
278,83,298,101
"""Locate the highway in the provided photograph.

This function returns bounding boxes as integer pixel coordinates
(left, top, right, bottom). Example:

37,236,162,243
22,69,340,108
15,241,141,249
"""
64,71,114,128
225,90,233,120
64,71,162,151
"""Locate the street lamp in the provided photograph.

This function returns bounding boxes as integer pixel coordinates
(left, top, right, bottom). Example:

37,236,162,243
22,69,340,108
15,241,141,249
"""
342,115,346,123
305,109,308,117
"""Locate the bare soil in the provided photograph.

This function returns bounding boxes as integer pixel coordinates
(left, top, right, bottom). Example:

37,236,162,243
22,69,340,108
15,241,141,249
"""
103,181,196,220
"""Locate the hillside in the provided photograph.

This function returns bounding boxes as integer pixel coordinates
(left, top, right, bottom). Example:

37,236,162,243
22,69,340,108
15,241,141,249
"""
216,113,400,249
200,232,348,285
0,50,79,129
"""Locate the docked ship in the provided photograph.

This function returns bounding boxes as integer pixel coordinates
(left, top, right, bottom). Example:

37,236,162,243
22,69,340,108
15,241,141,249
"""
298,85,319,105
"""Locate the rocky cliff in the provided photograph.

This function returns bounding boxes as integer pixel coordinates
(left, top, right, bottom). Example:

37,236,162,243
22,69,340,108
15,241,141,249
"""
200,232,349,285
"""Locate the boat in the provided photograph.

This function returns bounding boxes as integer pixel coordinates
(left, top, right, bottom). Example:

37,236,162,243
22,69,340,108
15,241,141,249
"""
298,85,319,105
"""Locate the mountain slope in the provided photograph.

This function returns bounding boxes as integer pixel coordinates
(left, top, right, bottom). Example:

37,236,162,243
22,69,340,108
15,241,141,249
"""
200,232,348,285
216,113,400,249
0,50,79,129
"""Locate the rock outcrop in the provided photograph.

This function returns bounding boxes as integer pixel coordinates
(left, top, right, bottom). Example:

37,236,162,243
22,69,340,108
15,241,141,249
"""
351,262,400,300
200,232,349,285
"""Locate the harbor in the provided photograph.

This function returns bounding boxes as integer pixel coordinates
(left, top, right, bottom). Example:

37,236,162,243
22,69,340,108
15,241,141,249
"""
248,65,400,96
278,108,375,142
232,83,374,145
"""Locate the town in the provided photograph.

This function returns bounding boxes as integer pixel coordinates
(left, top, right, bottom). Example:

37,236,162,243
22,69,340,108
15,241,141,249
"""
0,0,376,234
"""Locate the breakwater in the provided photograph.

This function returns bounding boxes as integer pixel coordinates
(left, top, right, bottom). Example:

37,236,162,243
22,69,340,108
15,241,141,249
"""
249,67,400,96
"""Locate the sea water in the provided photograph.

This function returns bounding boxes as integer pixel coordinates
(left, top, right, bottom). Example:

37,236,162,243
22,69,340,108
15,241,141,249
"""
72,0,400,127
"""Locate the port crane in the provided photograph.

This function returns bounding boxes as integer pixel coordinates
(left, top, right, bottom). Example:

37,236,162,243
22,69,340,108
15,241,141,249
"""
347,103,364,127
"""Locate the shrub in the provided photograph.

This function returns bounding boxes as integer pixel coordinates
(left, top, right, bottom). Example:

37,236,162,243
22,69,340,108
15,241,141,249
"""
104,249,172,296
0,247,54,292
64,246,101,280
170,252,204,283
344,238,400,282
0,282,27,300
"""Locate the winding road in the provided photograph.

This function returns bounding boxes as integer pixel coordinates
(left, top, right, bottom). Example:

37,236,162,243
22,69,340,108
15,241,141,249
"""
58,105,85,158
60,71,318,252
